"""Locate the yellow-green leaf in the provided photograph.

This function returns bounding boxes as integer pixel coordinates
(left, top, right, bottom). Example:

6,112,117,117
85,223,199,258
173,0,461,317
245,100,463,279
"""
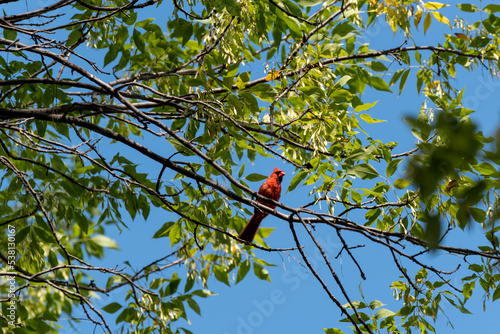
414,7,423,29
288,170,308,192
253,263,272,282
360,114,386,124
394,178,410,189
484,4,500,14
424,2,448,10
354,101,378,112
323,329,344,334
214,265,230,286
236,260,250,284
432,11,450,27
91,235,119,250
423,13,432,34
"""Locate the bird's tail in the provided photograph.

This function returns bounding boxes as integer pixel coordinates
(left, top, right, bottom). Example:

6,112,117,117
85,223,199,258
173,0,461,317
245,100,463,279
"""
238,212,264,243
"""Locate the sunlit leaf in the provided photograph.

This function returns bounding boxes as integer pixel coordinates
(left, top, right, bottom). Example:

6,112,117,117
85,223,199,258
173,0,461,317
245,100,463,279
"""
265,70,282,81
91,235,119,250
360,114,386,124
424,2,448,10
253,263,272,282
431,11,451,27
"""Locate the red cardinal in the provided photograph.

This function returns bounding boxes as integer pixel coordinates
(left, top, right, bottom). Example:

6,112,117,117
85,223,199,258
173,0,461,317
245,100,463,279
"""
238,167,285,243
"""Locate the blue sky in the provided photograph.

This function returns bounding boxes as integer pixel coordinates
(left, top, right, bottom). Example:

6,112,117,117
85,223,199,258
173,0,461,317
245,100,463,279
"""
6,1,500,333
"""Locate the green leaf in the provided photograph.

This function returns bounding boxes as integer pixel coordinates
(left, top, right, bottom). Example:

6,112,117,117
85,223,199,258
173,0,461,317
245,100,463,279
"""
191,289,214,298
150,277,168,290
468,208,486,223
389,69,405,86
15,226,30,244
369,300,384,309
153,222,173,238
349,163,379,180
187,298,201,315
336,75,352,88
48,250,58,267
238,163,245,178
236,259,251,284
374,308,395,319
91,235,119,250
354,101,378,112
102,302,122,314
295,0,325,6
247,83,278,101
168,223,183,246
424,13,432,34
104,44,119,67
272,26,282,48
359,114,386,124
185,275,195,293
492,285,500,301
484,4,500,14
395,305,414,316
170,18,193,45
345,147,373,162
369,76,392,92
165,273,181,296
351,190,362,204
66,29,82,46
475,162,498,176
386,158,403,177
304,173,319,185
227,94,242,111
456,3,479,12
394,178,410,189
366,61,389,72
245,173,267,182
399,69,410,95
253,262,272,282
132,29,146,53
444,296,473,314
214,265,230,286
281,15,302,39
323,329,344,334
257,227,275,239
463,281,474,301
236,72,251,89
469,36,491,48
288,170,308,192
3,29,17,41
166,137,194,156
469,263,483,272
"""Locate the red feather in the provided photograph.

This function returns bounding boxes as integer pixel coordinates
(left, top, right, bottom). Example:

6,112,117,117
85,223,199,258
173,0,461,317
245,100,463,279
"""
238,167,285,243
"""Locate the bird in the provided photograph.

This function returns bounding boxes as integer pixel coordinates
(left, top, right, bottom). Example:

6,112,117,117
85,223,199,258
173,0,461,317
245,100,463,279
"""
238,167,285,243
